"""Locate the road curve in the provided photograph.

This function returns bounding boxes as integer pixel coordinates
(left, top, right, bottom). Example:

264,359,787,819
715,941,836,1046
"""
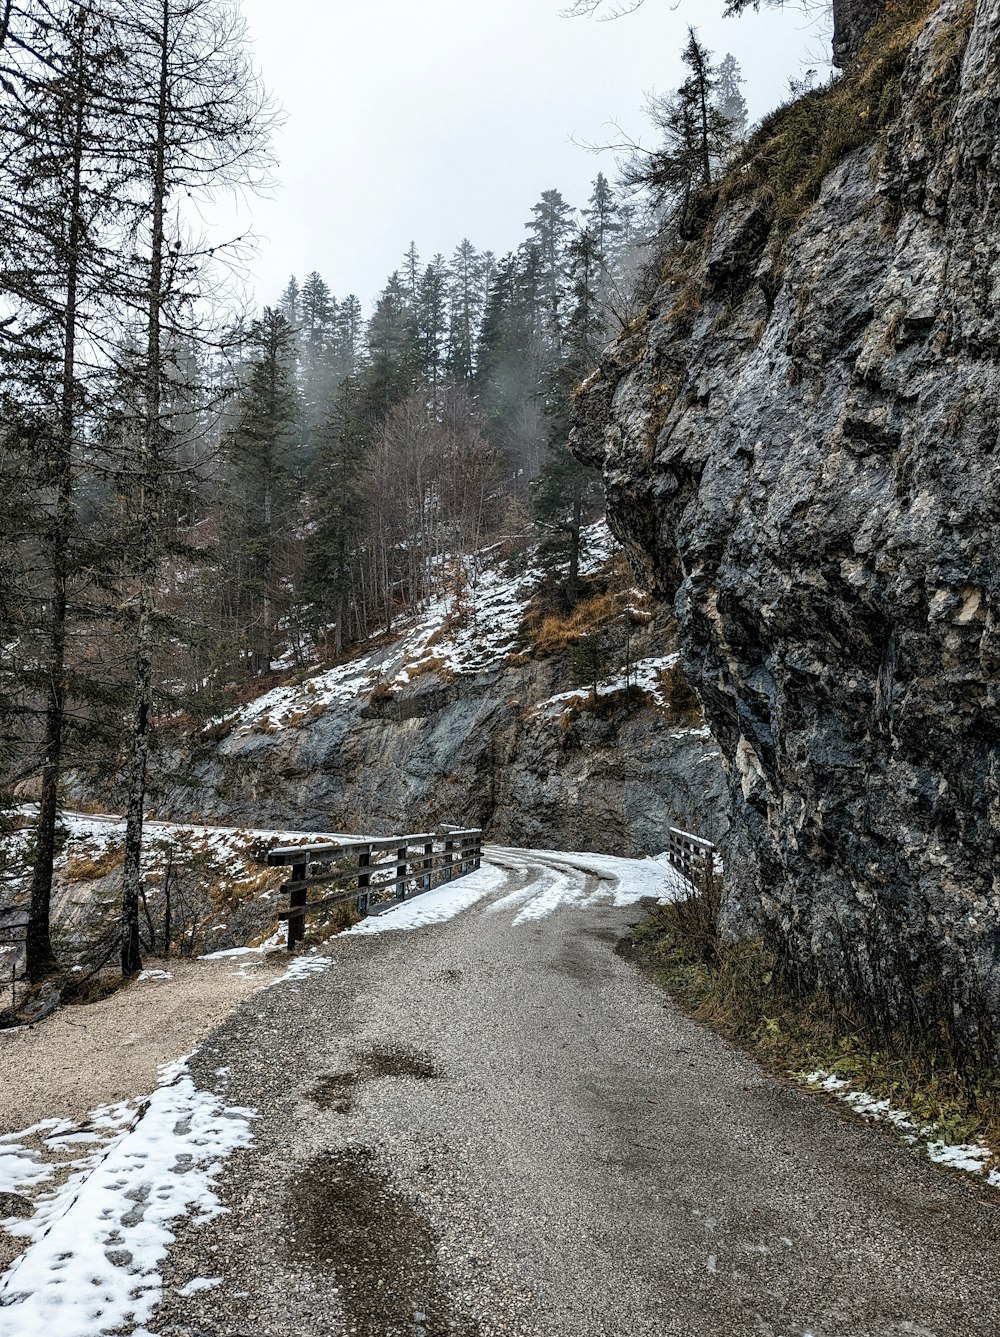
150,850,1000,1337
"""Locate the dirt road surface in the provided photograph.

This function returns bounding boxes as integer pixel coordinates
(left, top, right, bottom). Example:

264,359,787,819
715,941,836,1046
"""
135,849,1000,1337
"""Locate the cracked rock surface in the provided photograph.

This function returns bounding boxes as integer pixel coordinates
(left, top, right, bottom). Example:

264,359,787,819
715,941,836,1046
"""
574,0,1000,1029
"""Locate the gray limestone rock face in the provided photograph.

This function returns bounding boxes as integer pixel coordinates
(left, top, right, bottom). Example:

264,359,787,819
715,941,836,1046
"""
155,643,728,861
833,0,889,67
573,0,1000,1039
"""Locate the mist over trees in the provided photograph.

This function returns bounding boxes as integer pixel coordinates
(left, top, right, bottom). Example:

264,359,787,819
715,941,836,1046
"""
0,6,749,982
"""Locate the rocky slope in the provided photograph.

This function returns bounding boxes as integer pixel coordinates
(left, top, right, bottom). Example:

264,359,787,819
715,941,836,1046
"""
574,0,999,1038
152,532,727,858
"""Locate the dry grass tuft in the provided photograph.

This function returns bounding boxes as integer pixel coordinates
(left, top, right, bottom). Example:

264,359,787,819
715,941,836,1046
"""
523,593,618,656
62,846,125,882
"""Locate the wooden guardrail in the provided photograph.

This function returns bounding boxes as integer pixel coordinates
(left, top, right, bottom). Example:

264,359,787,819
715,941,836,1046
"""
267,827,484,949
666,826,718,883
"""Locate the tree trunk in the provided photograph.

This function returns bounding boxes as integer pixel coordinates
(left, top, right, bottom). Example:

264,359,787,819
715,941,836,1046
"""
121,0,169,978
26,16,87,983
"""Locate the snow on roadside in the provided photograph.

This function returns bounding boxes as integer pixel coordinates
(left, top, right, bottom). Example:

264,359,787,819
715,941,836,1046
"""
0,1060,255,1337
350,847,689,938
802,1072,1000,1192
488,847,689,925
346,863,509,936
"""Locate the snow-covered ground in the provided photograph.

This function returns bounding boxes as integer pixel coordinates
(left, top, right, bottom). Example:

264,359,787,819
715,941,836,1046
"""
0,1060,255,1337
210,519,660,739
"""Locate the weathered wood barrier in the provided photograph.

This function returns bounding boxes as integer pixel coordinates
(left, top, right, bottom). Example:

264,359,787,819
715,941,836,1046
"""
666,827,718,883
267,828,484,949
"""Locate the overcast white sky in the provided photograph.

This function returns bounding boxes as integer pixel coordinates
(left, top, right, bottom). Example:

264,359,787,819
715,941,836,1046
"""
225,0,831,310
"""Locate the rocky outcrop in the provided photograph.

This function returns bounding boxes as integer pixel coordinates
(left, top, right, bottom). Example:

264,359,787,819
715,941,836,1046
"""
574,0,1000,1040
155,631,727,860
833,0,889,67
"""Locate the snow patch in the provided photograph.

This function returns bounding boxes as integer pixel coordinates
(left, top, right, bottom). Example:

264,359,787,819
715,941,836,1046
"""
347,863,508,936
0,1060,255,1337
802,1071,1000,1191
265,955,332,987
532,654,681,716
176,1276,223,1297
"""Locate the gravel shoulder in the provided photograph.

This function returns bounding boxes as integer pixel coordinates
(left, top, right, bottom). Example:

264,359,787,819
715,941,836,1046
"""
145,852,1000,1337
0,952,286,1275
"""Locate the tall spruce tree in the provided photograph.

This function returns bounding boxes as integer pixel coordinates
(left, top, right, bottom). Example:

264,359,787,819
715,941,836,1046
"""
222,308,300,673
302,376,367,655
364,272,420,421
716,52,749,140
446,239,483,387
532,227,605,606
525,189,576,351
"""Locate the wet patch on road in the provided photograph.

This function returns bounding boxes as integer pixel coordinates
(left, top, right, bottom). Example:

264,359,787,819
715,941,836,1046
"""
309,1044,441,1115
286,1147,477,1336
310,1073,356,1113
360,1043,441,1081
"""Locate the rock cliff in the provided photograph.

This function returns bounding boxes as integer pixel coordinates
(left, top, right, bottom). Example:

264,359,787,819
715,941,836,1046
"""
151,537,727,857
574,0,999,1040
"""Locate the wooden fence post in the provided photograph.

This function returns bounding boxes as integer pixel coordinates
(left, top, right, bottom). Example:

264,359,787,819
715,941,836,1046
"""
423,840,434,890
444,837,455,881
288,858,307,951
396,845,407,901
357,847,371,916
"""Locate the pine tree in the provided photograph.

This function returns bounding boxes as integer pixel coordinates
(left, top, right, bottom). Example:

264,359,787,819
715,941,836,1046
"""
716,53,748,141
221,308,300,674
303,377,367,655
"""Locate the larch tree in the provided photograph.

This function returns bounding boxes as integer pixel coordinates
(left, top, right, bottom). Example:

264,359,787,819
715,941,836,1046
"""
115,0,275,977
0,0,133,983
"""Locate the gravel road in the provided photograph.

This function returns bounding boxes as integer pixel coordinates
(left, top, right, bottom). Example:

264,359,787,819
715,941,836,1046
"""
150,849,1000,1337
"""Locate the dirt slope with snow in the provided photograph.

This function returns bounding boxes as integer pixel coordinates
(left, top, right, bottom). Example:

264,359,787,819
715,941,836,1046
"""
152,525,727,855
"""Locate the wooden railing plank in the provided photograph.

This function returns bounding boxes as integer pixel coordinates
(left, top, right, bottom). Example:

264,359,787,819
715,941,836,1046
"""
266,827,483,947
